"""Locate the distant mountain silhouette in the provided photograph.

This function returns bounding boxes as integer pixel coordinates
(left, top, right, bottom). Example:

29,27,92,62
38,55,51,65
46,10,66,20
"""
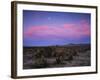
24,43,90,47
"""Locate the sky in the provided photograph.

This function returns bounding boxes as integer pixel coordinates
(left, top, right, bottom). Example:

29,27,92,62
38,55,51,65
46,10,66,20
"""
23,10,91,47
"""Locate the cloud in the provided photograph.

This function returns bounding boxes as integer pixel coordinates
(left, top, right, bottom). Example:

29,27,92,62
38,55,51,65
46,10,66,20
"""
24,20,90,41
63,20,90,38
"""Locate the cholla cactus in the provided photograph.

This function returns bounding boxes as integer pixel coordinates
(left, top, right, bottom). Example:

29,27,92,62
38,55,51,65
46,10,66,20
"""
34,49,48,68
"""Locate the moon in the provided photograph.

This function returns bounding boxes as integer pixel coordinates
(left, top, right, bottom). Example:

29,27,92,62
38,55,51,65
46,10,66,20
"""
48,17,51,20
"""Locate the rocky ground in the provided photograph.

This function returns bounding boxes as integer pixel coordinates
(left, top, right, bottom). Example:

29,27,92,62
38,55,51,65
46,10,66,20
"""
23,44,91,69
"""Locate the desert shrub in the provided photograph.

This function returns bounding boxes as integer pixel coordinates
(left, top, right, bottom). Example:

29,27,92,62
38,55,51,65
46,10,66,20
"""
56,56,64,64
44,47,52,57
34,56,48,68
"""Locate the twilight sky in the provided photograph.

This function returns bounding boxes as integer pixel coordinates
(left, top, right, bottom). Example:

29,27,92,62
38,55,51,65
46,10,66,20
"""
23,10,91,47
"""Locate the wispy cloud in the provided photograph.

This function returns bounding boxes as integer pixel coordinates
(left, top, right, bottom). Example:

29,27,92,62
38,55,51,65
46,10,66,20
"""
24,20,90,41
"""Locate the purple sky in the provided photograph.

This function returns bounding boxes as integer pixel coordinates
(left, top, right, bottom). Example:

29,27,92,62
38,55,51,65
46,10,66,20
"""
23,10,91,46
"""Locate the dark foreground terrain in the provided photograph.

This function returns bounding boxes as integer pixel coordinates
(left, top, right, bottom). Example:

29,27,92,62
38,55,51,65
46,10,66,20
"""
23,44,91,69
